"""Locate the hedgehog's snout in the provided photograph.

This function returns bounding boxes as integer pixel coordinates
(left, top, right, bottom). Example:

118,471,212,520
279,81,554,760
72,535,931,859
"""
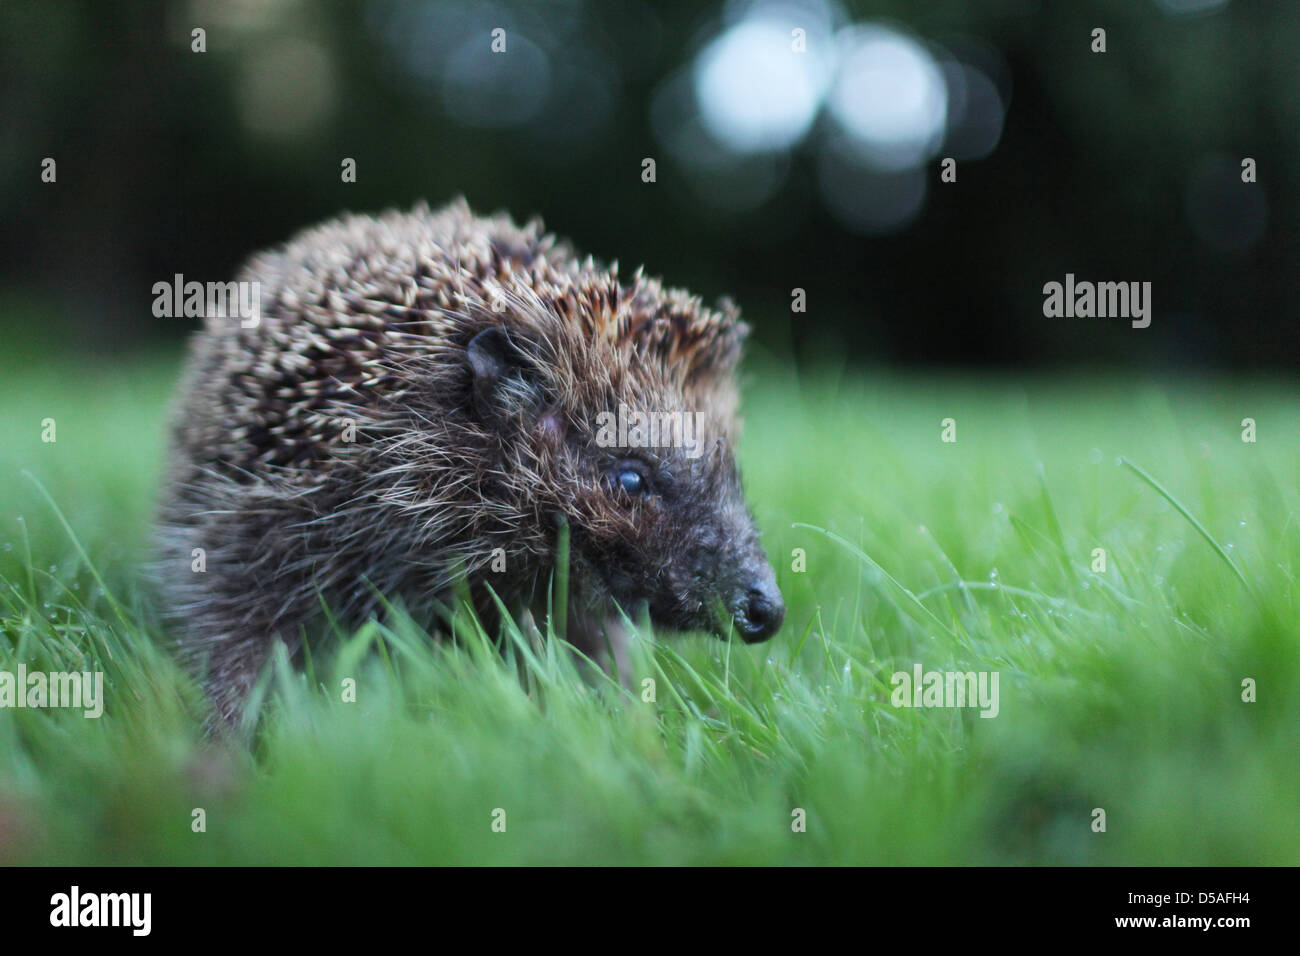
728,554,784,643
736,579,784,642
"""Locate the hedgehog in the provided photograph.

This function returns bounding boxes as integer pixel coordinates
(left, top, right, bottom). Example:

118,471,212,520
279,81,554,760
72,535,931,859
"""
155,199,784,725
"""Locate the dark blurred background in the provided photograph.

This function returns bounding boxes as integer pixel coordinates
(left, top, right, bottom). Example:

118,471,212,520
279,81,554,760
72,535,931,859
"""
1,0,1295,370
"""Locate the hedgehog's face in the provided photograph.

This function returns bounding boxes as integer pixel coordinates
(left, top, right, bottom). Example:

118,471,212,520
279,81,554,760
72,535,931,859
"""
583,443,785,644
466,323,783,643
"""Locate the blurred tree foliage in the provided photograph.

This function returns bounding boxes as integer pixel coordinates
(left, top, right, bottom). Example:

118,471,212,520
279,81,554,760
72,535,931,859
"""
0,0,1294,369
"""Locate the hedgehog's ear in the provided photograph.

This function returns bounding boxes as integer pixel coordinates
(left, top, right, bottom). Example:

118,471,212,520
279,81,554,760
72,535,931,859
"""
466,326,541,421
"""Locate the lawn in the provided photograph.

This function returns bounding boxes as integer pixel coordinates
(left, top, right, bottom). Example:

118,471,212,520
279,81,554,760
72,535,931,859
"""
1,346,1297,865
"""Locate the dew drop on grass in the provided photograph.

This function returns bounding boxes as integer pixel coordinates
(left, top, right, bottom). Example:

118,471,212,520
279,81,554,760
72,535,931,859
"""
2,543,10,551
1089,448,1103,464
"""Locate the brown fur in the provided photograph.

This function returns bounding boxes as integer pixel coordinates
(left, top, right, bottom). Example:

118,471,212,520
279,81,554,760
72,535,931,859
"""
155,199,782,726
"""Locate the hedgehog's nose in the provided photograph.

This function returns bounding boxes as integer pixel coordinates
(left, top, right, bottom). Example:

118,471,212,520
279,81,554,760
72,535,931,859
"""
737,582,784,643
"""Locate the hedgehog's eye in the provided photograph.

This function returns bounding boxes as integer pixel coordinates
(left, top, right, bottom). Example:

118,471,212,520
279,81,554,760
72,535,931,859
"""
607,461,651,499
617,469,645,495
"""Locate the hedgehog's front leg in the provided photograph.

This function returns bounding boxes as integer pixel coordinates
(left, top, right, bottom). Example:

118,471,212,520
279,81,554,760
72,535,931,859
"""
564,607,635,689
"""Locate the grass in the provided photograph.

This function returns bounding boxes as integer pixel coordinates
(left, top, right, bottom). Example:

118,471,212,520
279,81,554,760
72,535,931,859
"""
0,347,1297,865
